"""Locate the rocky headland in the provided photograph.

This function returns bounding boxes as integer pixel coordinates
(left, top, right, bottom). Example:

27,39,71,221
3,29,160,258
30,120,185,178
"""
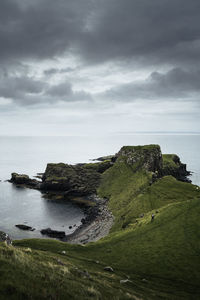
2,145,200,300
9,145,191,243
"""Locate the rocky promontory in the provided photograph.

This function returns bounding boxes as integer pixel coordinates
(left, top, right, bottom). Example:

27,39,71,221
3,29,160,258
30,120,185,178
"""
8,145,191,242
10,145,191,196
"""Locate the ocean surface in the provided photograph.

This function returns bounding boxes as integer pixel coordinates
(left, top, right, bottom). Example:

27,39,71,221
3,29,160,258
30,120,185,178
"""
0,134,199,240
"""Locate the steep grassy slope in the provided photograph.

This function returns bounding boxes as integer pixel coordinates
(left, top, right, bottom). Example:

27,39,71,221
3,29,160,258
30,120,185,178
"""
1,145,200,299
0,242,142,300
13,179,200,299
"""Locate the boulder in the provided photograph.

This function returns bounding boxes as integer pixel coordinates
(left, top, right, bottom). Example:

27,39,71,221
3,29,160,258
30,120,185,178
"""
104,266,114,272
0,231,12,245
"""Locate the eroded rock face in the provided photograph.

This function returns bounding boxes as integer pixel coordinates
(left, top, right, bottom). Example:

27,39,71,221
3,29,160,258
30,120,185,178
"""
116,145,163,175
162,154,191,182
40,161,112,195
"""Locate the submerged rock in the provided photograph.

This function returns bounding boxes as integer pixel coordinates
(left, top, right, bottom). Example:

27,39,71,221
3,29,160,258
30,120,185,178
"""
15,224,35,231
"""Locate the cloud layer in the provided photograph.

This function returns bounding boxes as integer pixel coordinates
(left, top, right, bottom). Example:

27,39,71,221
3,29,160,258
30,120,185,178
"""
0,0,200,134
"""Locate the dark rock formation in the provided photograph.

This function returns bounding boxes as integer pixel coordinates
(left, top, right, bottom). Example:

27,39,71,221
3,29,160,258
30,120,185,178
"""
162,154,191,182
40,161,112,195
15,224,35,231
10,173,40,188
40,228,66,239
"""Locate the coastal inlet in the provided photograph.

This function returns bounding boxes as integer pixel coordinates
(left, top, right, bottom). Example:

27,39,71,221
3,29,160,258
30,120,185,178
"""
0,180,85,240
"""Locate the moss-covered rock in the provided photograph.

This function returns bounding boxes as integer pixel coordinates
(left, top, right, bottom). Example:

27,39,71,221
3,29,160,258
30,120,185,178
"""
162,154,191,182
40,160,113,195
10,173,40,187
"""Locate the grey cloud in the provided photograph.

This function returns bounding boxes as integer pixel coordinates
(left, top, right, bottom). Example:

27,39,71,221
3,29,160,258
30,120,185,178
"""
101,68,200,101
0,74,45,99
43,67,75,76
0,0,92,62
46,81,92,102
47,82,72,97
1,0,200,69
0,73,92,105
79,0,200,67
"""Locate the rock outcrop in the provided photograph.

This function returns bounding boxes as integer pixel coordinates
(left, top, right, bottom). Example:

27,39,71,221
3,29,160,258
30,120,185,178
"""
15,224,35,231
10,173,40,188
40,161,113,195
162,154,191,182
40,228,66,239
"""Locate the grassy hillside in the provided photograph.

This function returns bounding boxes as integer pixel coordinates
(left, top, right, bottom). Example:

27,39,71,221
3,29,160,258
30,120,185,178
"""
1,145,200,299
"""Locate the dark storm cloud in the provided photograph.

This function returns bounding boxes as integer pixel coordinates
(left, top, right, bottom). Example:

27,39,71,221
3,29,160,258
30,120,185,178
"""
0,73,91,105
0,0,92,62
43,67,75,76
101,68,200,101
0,74,45,99
79,0,200,66
46,82,92,102
1,0,200,66
1,0,200,107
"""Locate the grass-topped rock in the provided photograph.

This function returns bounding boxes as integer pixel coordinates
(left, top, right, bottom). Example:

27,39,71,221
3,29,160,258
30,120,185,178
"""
162,154,191,182
40,160,113,195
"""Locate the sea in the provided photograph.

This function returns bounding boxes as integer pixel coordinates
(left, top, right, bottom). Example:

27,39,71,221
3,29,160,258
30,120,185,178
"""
0,134,199,240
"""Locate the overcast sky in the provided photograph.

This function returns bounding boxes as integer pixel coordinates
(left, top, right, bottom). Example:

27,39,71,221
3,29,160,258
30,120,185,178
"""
0,0,200,136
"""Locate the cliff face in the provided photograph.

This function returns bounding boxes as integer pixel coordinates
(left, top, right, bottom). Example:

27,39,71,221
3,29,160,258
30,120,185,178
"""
116,145,163,175
40,161,112,195
162,154,191,182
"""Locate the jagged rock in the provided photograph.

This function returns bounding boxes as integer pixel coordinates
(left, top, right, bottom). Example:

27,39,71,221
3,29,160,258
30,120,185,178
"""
162,154,191,182
40,160,113,195
15,224,35,231
116,145,163,176
104,266,114,272
10,173,40,187
40,228,66,238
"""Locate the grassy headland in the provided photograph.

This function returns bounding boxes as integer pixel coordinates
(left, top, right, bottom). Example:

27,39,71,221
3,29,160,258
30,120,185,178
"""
1,145,200,299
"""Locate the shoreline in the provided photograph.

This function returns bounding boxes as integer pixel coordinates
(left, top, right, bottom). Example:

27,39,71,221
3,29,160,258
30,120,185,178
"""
64,196,114,244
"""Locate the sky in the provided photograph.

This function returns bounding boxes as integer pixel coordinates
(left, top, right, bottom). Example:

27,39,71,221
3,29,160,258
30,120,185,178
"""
0,0,200,136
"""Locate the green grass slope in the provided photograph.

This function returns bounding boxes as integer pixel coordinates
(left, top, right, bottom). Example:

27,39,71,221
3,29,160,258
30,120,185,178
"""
1,145,200,299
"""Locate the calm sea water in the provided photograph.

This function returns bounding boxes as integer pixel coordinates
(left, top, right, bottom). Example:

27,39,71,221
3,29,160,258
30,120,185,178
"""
0,134,199,240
